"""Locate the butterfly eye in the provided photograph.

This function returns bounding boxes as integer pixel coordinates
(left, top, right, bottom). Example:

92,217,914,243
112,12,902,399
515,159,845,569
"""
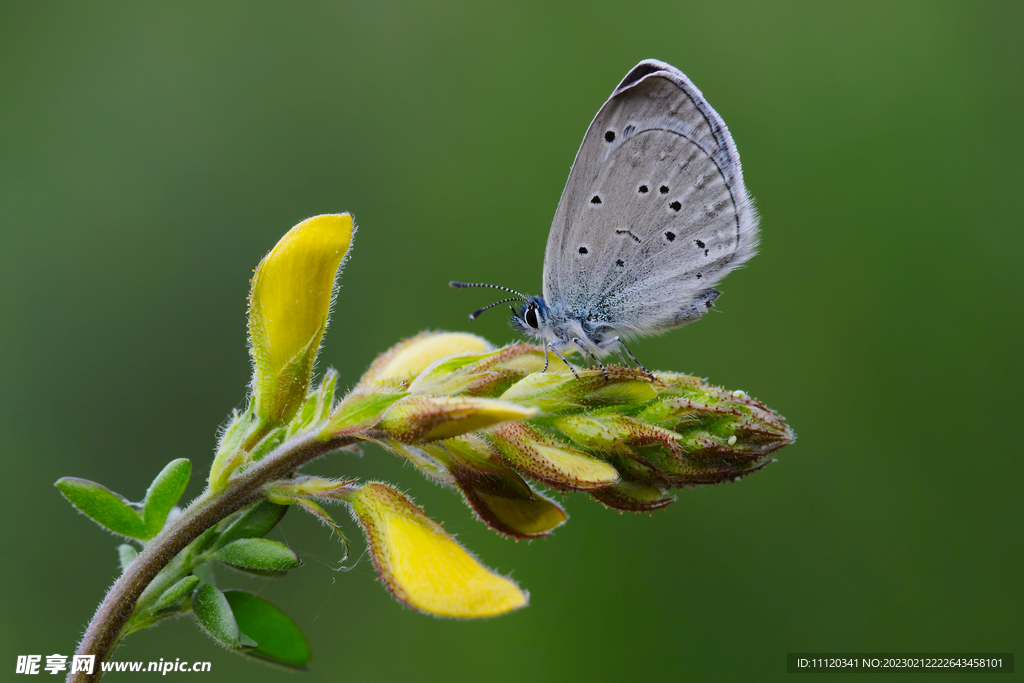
525,306,540,329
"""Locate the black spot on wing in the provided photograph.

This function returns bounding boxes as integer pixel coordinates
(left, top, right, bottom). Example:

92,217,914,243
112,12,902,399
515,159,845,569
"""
604,130,615,143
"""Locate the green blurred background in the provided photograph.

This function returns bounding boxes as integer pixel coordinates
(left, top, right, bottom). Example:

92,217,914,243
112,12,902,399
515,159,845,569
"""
2,1,1021,680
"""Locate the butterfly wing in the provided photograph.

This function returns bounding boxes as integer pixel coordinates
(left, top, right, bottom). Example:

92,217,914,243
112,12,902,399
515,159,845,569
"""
541,60,758,339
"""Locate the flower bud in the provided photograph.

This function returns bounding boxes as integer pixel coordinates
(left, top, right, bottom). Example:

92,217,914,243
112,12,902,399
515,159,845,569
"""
552,413,684,458
590,480,675,512
248,214,354,426
322,391,407,436
445,435,566,538
498,365,657,411
407,344,547,396
350,482,528,618
378,396,537,443
266,475,358,502
357,331,492,388
488,423,619,491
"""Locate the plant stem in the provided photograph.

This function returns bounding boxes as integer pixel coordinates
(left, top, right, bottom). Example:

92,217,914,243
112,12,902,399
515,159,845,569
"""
68,431,358,683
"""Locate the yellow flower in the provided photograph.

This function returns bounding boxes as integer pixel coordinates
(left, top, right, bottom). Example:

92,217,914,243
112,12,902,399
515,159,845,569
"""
248,214,354,426
351,482,527,618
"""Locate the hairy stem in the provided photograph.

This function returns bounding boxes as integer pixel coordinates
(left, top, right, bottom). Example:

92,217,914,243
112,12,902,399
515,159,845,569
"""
68,431,358,683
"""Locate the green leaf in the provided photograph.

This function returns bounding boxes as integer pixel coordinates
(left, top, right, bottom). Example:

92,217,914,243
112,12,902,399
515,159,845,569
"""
117,544,138,571
55,477,148,539
142,458,191,537
218,499,288,546
151,575,200,612
224,590,311,668
212,539,300,576
192,584,249,649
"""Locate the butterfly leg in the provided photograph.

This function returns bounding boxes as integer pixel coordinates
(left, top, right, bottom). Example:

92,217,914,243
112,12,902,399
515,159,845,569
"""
599,337,655,380
541,343,550,373
573,337,609,381
548,341,579,380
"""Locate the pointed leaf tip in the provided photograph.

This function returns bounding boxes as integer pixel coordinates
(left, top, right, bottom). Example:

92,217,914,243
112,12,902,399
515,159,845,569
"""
56,477,149,540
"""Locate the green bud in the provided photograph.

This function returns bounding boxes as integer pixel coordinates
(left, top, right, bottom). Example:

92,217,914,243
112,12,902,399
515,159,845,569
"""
377,395,538,443
266,475,358,503
322,390,406,436
407,344,547,396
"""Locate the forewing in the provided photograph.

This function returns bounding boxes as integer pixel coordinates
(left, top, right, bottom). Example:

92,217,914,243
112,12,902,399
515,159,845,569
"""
541,60,758,334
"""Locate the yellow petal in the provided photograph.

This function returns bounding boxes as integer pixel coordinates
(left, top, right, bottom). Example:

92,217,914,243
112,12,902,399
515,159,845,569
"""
359,332,493,386
249,214,354,424
352,483,528,618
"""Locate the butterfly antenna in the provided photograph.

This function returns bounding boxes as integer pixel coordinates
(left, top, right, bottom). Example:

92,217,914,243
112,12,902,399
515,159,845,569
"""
449,281,530,301
468,297,520,321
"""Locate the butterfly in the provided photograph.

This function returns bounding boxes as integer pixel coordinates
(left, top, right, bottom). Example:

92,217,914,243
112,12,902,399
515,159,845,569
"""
452,59,758,378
